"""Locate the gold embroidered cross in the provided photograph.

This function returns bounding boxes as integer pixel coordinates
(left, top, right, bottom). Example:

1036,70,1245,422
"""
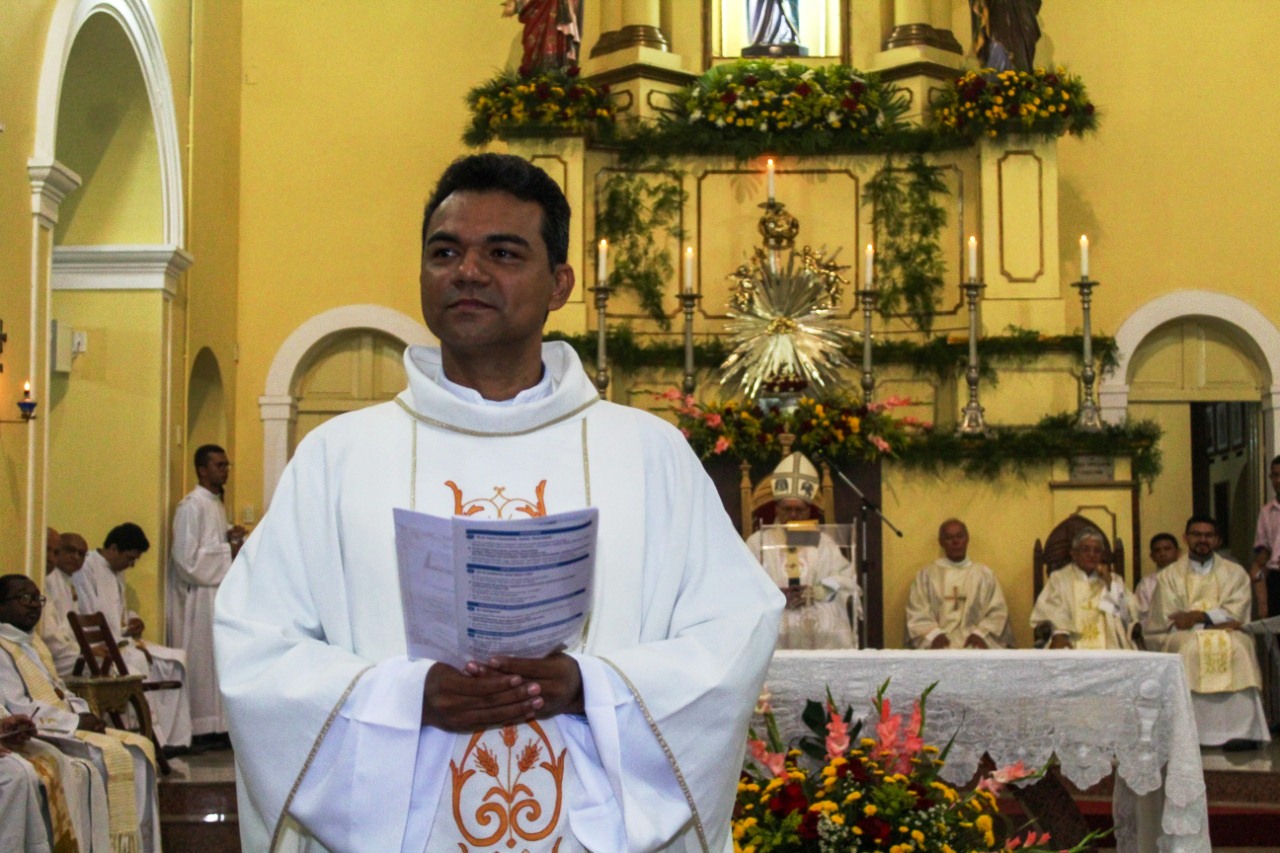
944,587,967,612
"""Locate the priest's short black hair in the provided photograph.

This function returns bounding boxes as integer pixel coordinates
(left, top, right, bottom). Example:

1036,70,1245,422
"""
104,522,150,554
422,153,570,269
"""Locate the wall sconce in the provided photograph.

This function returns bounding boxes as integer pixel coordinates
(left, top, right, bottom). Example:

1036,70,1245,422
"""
18,382,37,420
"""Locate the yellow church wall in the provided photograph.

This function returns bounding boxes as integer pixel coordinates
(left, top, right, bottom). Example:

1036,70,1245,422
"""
0,2,58,574
232,1,524,516
47,290,169,631
1045,1,1280,341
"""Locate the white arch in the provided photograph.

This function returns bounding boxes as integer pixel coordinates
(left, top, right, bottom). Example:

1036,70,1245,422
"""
259,305,437,508
1101,289,1280,459
33,0,184,244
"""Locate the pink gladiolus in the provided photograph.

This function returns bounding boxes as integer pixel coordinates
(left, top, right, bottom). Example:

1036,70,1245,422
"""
713,436,731,454
748,738,786,778
680,427,691,438
869,434,891,453
825,712,850,759
977,759,1033,795
705,413,723,428
659,388,683,401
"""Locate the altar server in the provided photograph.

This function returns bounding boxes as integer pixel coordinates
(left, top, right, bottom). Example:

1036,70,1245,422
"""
906,518,1014,649
216,153,783,852
746,451,859,649
1144,516,1271,747
1031,528,1138,649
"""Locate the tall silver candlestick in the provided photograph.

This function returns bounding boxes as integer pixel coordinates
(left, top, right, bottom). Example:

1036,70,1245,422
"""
1073,276,1103,431
677,290,702,395
591,282,612,395
958,278,989,435
858,287,876,404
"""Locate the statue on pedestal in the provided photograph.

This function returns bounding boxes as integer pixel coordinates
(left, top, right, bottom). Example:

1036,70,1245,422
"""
742,0,807,57
502,0,582,72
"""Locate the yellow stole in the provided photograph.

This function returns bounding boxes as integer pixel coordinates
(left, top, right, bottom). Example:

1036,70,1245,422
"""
1071,571,1109,649
20,746,79,853
1186,570,1234,692
0,633,153,853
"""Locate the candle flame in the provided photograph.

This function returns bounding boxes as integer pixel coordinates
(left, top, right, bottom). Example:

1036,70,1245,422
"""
1079,234,1088,247
22,381,31,398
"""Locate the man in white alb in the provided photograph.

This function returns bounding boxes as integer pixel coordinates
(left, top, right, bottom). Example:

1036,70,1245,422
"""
1135,532,1180,624
1144,515,1271,748
170,445,243,744
746,451,858,649
40,532,94,678
81,523,192,752
1031,528,1138,650
905,518,1014,649
215,153,783,852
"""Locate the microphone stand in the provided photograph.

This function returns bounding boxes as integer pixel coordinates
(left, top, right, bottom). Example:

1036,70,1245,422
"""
820,456,904,649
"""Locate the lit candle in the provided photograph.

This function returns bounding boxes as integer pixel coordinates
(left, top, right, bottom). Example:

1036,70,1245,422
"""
597,239,608,283
684,246,695,294
766,158,776,202
967,235,978,281
864,243,874,289
1079,234,1089,279
22,381,31,400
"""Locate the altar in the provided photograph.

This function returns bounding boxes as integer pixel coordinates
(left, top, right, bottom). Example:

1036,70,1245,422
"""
765,649,1210,852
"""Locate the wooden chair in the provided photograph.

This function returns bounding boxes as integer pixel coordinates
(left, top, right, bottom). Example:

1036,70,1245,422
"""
65,611,174,773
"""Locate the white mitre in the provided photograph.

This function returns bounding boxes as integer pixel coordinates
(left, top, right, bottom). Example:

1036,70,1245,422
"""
770,451,821,505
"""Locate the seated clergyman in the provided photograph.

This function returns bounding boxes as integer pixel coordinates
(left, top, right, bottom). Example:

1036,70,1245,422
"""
1031,528,1138,649
905,518,1015,649
746,452,859,649
1143,516,1272,748
0,573,160,852
1135,531,1180,624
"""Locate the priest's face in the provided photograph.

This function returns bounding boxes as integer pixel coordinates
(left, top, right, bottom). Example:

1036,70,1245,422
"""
1184,522,1219,561
57,535,88,575
420,190,574,367
938,522,968,562
1149,538,1180,569
1072,537,1104,573
0,578,45,633
774,498,810,524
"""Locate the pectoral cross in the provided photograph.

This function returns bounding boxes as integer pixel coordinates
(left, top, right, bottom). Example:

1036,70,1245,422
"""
944,586,967,613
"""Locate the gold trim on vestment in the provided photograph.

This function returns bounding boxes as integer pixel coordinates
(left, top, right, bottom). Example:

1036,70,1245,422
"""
269,665,374,852
599,656,709,853
394,394,599,437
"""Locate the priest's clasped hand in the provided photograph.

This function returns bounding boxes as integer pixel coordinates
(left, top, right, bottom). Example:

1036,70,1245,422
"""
421,651,585,733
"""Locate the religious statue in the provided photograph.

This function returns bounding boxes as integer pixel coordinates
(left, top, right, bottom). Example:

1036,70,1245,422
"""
742,0,806,57
502,0,582,72
970,0,1041,72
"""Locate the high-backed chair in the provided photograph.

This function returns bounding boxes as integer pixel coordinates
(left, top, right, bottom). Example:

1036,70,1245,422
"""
66,611,174,773
1032,514,1125,601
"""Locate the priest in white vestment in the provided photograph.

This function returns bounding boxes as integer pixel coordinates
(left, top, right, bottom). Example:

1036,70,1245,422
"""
39,533,95,678
0,715,51,853
905,518,1015,649
745,452,858,649
0,575,160,852
1135,532,1180,624
1030,528,1138,650
81,525,192,751
216,154,783,853
169,445,241,739
1144,516,1271,747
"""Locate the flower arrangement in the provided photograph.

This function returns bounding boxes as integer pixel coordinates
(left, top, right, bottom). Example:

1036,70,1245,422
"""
659,390,930,469
735,682,1103,853
463,65,616,147
931,66,1098,142
629,60,910,160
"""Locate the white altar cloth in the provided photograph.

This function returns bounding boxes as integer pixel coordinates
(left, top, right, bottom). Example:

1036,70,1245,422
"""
765,649,1210,853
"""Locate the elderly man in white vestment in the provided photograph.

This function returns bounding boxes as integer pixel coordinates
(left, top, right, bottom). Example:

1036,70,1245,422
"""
906,519,1014,649
746,452,858,649
170,445,243,743
1144,516,1271,748
0,575,160,853
215,153,783,852
1030,529,1138,650
80,523,192,752
40,533,95,678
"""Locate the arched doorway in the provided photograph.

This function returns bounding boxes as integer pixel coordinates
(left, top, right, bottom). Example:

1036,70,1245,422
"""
187,347,227,452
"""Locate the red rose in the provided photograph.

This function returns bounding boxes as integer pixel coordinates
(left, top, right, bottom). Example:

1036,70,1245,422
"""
518,64,532,78
599,83,610,95
768,781,809,817
721,91,738,105
794,82,812,97
841,97,858,111
566,65,581,77
744,74,759,87
855,815,892,843
798,809,821,840
567,86,583,100
535,82,551,100
848,80,867,96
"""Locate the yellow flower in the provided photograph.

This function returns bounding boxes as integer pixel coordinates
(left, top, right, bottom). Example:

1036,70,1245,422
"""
830,814,845,825
844,790,863,803
911,829,925,843
975,815,994,833
863,804,878,816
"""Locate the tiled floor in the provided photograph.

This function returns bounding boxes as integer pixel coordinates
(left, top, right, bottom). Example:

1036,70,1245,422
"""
1201,737,1280,775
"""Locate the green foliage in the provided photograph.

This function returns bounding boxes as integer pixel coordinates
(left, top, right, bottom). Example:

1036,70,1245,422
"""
462,65,615,148
932,66,1099,143
864,155,949,333
594,171,687,329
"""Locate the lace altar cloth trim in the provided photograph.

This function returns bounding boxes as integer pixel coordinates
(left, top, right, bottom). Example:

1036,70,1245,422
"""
765,649,1209,852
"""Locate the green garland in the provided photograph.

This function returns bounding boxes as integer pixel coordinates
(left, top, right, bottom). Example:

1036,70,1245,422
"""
463,66,616,148
894,413,1162,484
865,155,949,333
548,326,1119,381
595,171,687,329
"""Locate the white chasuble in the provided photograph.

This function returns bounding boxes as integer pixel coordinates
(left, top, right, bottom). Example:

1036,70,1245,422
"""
904,559,1014,649
216,343,784,853
1029,564,1137,650
745,529,857,649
